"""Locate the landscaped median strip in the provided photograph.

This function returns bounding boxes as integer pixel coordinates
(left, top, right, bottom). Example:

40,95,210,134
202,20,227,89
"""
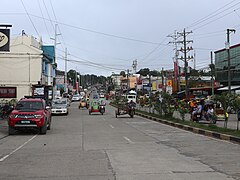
135,111,240,144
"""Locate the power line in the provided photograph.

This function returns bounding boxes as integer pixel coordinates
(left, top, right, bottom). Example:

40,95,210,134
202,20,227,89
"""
29,13,164,45
49,0,66,50
187,0,239,28
139,37,169,64
42,0,55,31
37,0,51,39
58,57,124,71
20,0,40,37
62,43,131,62
193,6,240,31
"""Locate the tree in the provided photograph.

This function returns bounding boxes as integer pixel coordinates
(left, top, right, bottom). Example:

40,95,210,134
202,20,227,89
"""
150,70,160,77
120,71,126,77
214,93,229,128
137,68,150,76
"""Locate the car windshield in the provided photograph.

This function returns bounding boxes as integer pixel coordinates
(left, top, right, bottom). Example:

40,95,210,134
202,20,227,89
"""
16,101,43,110
53,100,67,105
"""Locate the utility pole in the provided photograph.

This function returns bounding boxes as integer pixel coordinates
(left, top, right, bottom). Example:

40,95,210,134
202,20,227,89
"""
177,29,193,100
51,24,61,64
149,74,152,113
132,59,137,74
161,67,164,91
51,24,61,95
127,69,130,93
168,30,180,92
75,68,77,92
210,51,214,96
226,29,236,95
64,48,68,93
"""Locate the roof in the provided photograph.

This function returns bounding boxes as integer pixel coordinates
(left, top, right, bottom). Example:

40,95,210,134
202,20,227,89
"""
214,43,240,54
20,98,43,102
217,85,240,91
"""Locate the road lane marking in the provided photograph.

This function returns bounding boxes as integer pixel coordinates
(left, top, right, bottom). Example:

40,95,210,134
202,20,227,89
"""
0,135,37,162
102,118,106,121
109,124,114,129
123,136,134,144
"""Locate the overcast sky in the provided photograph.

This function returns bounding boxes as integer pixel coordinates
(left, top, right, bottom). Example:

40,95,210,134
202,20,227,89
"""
1,0,240,76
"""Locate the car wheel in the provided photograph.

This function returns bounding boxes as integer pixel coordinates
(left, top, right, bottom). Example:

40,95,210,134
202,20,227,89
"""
47,117,52,130
47,121,51,130
8,126,15,135
40,121,47,135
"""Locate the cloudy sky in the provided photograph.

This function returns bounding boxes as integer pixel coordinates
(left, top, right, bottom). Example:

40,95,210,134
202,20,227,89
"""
1,0,240,76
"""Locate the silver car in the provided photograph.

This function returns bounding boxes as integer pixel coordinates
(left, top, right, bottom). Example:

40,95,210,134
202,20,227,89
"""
72,94,81,101
51,99,69,115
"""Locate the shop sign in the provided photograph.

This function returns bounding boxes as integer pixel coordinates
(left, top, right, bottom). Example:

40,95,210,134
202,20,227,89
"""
0,29,10,51
0,87,16,98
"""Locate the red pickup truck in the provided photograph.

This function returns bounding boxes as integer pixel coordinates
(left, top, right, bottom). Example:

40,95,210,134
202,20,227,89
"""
8,97,52,135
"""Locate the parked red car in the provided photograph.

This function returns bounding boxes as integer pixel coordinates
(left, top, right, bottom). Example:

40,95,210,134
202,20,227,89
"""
8,96,52,135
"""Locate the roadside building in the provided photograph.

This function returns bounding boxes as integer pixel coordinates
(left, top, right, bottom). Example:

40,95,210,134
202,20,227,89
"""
215,43,240,86
55,70,65,91
0,34,56,101
111,73,121,90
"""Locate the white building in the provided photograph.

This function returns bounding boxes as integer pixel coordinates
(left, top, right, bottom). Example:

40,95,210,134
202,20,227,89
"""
0,35,56,100
111,74,121,90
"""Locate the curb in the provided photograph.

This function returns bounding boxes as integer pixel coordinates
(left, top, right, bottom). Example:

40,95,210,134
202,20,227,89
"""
135,111,240,145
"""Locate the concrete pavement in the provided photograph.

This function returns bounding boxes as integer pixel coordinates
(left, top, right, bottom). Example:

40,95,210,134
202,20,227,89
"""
0,102,239,179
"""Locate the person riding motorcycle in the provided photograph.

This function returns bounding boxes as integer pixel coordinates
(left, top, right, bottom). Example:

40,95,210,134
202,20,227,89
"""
191,101,203,121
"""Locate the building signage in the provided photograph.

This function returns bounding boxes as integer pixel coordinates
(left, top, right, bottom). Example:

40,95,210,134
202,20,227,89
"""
0,87,17,98
0,29,10,51
34,87,44,96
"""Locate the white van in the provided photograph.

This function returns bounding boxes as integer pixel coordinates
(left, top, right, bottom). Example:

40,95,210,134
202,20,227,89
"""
127,90,137,103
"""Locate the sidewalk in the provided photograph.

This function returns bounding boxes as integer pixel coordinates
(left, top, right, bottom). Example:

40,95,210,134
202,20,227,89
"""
136,105,240,130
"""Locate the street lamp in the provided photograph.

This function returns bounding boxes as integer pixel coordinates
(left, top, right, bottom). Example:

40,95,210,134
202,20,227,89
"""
77,74,80,92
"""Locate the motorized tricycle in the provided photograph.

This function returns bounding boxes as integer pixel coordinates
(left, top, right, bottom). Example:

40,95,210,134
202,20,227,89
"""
115,100,135,118
78,99,88,109
89,100,105,115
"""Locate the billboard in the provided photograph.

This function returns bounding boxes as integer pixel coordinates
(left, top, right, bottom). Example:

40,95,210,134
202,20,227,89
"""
0,87,17,98
0,29,10,51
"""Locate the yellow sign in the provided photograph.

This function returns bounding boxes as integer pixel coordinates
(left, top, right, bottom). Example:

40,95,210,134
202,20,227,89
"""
152,82,157,91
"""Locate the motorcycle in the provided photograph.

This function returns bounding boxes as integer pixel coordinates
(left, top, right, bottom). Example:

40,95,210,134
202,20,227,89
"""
191,112,202,123
128,105,135,118
0,104,14,119
99,105,105,115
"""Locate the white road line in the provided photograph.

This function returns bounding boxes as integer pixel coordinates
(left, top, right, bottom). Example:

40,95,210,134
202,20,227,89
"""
123,136,134,144
0,135,37,162
109,124,114,129
102,118,106,121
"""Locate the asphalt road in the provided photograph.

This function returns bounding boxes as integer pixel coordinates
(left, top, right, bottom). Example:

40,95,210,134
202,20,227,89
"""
0,102,239,180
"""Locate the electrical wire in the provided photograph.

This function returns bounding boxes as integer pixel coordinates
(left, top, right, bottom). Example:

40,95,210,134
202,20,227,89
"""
49,0,66,50
42,0,55,31
139,37,169,64
29,13,163,45
58,58,124,71
187,0,239,28
20,0,40,37
37,0,51,39
193,6,240,31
